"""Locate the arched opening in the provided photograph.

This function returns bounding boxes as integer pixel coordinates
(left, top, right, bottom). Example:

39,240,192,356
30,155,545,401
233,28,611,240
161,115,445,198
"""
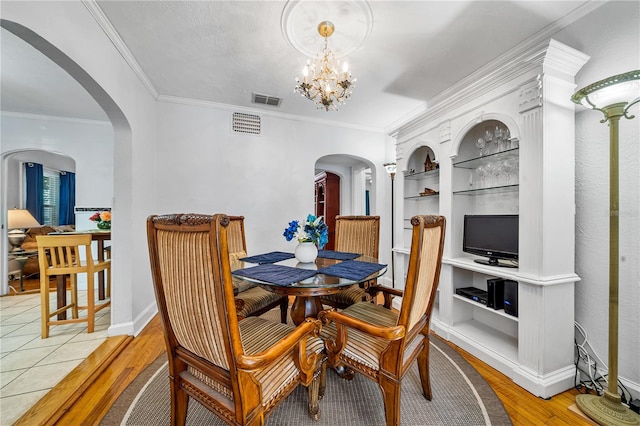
0,19,130,304
0,18,133,422
315,154,377,217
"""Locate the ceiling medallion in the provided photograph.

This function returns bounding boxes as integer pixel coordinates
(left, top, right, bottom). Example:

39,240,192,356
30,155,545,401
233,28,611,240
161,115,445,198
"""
281,0,373,58
282,0,373,111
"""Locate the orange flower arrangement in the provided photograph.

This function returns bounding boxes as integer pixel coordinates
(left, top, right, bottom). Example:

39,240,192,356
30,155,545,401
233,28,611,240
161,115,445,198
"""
89,211,111,229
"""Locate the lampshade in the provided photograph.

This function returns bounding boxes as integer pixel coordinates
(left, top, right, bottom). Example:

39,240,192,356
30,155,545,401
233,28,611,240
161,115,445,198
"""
571,70,640,112
8,209,40,229
383,162,397,177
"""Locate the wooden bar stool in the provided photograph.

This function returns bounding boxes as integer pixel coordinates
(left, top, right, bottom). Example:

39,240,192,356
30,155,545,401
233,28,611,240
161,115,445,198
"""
104,245,111,298
36,234,111,338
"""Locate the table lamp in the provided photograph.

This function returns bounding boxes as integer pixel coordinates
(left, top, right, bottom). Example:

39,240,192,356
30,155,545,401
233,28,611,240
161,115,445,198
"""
7,208,41,252
571,70,640,426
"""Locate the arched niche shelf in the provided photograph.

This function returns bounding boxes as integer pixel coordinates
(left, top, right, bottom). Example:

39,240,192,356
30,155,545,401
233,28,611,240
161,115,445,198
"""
450,113,520,159
400,143,440,251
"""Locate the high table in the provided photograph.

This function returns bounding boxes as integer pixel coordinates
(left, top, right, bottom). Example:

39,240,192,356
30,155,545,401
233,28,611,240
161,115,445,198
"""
232,253,386,325
49,229,111,320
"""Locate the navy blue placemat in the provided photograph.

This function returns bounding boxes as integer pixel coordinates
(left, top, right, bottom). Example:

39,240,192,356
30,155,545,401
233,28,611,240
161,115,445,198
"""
233,264,317,286
318,260,387,281
317,250,361,260
239,251,295,264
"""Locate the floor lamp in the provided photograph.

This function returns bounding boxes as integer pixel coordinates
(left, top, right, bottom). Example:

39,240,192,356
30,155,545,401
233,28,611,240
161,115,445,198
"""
383,162,396,288
571,70,640,426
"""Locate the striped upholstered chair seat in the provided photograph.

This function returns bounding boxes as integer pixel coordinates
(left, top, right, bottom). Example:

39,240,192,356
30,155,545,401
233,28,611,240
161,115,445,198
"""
147,213,327,424
319,215,446,425
188,316,325,410
320,215,380,309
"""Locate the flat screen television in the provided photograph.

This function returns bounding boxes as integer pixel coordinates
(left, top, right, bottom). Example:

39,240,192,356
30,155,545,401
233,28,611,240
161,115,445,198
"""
463,214,519,268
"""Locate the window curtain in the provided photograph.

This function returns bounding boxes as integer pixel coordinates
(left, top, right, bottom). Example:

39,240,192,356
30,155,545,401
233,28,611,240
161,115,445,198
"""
365,190,370,216
59,171,75,225
25,162,44,223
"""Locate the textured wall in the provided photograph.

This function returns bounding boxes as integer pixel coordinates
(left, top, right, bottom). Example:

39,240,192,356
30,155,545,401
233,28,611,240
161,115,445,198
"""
556,0,640,399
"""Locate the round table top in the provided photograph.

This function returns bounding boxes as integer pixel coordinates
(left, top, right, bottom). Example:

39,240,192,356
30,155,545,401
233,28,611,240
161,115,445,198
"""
231,254,387,297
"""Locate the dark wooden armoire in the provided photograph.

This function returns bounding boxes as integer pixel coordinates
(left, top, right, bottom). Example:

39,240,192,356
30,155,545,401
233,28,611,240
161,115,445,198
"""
314,171,340,250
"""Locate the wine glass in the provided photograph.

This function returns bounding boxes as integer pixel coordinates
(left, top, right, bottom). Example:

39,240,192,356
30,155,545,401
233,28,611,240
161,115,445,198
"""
475,137,486,157
495,126,507,152
484,162,498,187
484,127,495,155
502,159,515,185
505,128,513,149
476,165,488,188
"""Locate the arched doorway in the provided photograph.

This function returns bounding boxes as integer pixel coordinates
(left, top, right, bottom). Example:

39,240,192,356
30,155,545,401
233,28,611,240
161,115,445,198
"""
0,19,131,320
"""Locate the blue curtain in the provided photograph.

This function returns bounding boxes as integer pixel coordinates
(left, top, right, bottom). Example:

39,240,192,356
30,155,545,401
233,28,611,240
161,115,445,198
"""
365,190,370,216
59,171,76,225
25,162,44,223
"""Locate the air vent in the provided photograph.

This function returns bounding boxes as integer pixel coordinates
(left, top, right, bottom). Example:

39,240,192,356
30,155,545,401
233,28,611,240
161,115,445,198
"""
232,112,261,135
252,93,282,107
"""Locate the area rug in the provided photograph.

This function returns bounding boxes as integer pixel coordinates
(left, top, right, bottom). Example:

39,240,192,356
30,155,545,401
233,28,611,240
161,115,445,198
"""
102,310,512,426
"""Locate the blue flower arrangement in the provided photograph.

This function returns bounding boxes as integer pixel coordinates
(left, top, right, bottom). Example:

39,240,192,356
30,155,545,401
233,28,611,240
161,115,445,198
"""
283,214,329,249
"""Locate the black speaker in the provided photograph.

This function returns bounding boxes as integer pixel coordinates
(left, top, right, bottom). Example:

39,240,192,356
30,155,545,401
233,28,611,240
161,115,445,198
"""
503,280,518,317
486,278,504,310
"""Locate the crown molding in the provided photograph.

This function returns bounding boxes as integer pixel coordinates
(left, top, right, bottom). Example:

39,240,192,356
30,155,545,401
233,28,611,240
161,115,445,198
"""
157,95,384,134
82,0,159,99
82,0,383,134
388,0,604,138
1,110,111,126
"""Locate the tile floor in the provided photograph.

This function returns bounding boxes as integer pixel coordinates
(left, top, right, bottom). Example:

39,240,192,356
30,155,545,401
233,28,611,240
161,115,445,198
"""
0,290,110,425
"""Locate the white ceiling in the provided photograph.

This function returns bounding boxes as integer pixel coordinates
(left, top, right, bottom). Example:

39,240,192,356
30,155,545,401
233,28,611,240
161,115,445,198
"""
1,1,599,130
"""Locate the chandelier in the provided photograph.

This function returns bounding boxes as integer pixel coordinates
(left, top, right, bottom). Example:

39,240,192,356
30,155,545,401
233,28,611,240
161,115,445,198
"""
294,21,356,111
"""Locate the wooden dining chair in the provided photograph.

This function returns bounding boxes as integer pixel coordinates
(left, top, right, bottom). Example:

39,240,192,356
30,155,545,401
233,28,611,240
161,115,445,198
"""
146,213,327,425
228,216,289,323
319,215,446,426
320,215,380,309
36,234,111,338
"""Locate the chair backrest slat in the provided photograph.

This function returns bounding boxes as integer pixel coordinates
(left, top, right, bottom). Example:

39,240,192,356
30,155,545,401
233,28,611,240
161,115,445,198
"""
227,216,247,260
148,214,234,371
334,215,380,258
37,234,92,275
399,216,446,331
227,216,247,254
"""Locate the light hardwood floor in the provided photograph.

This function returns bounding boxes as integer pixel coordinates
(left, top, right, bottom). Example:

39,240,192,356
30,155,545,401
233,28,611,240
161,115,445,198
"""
16,313,596,426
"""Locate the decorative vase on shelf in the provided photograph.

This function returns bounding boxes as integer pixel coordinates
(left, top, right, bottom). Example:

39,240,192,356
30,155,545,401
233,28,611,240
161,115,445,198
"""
97,221,111,230
295,241,318,263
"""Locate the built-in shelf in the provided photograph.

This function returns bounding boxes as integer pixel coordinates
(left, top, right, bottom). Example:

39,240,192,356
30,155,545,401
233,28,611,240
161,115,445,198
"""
449,319,519,364
453,147,519,169
452,184,518,196
453,294,519,322
404,193,440,200
394,39,584,398
403,169,440,180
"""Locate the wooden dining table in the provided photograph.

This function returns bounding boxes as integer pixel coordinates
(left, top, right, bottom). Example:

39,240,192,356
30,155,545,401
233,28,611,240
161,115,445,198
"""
49,229,110,320
231,252,386,325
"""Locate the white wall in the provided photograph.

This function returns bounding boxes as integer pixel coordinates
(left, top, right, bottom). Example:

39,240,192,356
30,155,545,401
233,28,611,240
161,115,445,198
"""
552,0,640,399
154,100,388,262
1,113,114,210
1,1,159,336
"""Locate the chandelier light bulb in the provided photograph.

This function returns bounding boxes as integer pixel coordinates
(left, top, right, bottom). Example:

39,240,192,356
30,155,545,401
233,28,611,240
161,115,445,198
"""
294,21,356,111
